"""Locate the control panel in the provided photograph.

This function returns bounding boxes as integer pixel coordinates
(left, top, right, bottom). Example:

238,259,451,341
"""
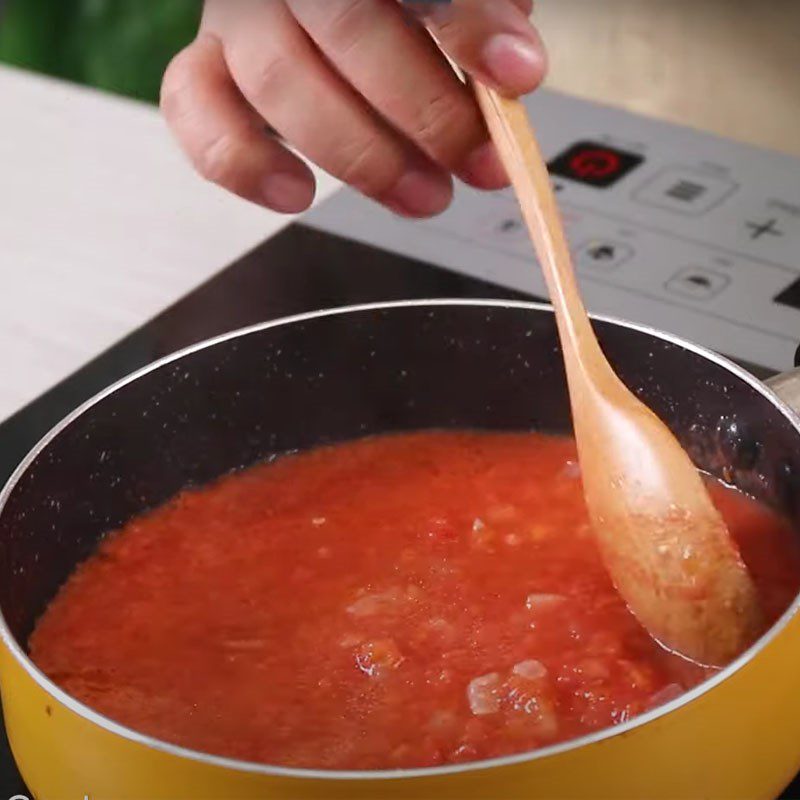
305,89,800,372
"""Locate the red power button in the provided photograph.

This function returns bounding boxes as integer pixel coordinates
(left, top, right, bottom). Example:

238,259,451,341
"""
549,141,643,188
569,148,622,180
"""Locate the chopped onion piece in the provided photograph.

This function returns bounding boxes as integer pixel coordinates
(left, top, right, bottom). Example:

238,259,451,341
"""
512,659,548,680
467,673,501,715
525,593,566,610
355,639,404,677
346,587,402,616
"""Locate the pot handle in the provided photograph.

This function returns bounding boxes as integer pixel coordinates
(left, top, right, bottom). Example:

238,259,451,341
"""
766,367,800,414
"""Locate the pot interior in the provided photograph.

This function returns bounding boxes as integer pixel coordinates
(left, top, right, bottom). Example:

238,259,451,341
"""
2,302,800,650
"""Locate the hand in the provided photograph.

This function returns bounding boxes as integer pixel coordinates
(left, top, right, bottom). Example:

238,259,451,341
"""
161,0,546,216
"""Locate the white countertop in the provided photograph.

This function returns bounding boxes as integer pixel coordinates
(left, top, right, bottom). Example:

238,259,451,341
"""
0,64,340,421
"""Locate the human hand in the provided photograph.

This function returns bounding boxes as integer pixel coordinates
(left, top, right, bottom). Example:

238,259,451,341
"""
161,0,546,216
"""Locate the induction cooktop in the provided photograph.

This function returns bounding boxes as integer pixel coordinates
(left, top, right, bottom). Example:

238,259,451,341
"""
2,87,800,796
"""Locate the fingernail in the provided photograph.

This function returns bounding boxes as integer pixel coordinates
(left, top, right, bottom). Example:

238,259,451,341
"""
385,170,453,217
261,173,315,213
482,33,544,95
461,141,509,190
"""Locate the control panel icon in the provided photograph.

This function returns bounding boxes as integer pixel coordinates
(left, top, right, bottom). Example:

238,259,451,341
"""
483,213,530,246
634,167,738,216
665,267,730,300
549,141,644,188
746,218,783,240
775,275,800,310
496,218,525,235
577,239,634,271
664,180,707,203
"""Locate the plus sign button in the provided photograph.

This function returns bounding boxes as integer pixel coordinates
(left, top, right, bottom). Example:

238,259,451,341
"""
549,141,644,188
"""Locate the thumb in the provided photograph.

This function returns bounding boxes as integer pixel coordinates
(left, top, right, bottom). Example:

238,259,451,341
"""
404,0,547,97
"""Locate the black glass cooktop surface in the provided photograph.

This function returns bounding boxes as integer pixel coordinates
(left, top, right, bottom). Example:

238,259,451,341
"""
0,222,796,797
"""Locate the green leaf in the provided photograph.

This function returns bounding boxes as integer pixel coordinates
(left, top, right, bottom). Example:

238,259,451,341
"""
0,0,201,103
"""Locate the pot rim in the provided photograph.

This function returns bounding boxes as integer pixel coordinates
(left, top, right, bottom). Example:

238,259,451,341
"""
2,297,799,781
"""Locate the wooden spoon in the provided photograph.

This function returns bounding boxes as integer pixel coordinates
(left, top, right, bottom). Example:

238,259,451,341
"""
474,84,763,666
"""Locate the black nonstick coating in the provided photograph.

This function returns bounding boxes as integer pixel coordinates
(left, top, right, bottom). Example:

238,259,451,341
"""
1,302,799,649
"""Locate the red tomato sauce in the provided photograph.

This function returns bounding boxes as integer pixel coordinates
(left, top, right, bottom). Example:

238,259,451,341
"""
30,432,800,770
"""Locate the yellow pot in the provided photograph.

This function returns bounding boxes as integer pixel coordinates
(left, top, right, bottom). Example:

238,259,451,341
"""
2,301,800,799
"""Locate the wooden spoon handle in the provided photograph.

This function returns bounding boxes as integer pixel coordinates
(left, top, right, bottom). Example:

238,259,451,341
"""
473,84,605,377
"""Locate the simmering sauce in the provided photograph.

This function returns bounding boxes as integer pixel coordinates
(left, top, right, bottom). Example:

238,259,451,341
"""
30,432,800,769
